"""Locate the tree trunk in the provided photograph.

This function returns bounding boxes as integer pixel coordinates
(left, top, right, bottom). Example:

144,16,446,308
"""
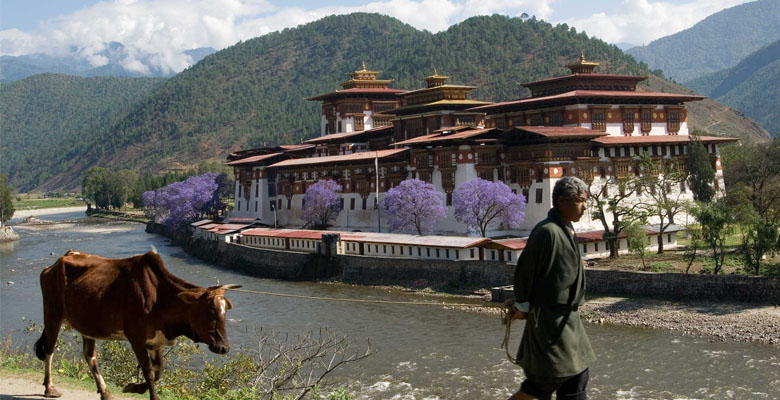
656,232,664,254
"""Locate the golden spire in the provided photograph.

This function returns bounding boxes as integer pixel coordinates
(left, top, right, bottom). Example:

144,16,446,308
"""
361,61,367,71
423,68,449,88
566,51,600,74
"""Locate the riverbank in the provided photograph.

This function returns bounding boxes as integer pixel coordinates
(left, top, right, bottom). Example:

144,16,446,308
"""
0,370,142,400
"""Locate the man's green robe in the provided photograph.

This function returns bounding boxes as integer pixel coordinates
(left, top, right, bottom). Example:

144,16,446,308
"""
513,208,596,380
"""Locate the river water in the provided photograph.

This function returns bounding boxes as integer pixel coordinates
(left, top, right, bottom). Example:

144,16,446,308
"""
1,213,779,399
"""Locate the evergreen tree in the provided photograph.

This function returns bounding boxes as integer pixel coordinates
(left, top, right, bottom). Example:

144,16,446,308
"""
686,137,715,203
0,174,15,225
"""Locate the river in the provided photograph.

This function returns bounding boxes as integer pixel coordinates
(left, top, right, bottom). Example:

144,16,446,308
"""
1,213,778,399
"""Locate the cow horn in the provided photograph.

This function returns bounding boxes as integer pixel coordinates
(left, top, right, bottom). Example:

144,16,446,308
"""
221,284,243,290
206,284,242,291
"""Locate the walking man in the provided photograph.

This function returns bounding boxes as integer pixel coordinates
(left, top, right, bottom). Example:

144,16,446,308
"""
508,176,596,400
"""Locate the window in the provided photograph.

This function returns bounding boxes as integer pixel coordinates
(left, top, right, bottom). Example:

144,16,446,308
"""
418,248,422,256
436,249,440,258
350,198,355,210
535,188,543,204
641,109,652,134
548,112,563,126
591,110,606,132
595,242,599,251
470,249,475,258
445,249,450,258
255,201,258,212
623,111,634,135
362,197,367,210
582,244,588,253
354,117,364,131
456,250,460,260
667,110,680,134
427,248,430,257
446,192,453,206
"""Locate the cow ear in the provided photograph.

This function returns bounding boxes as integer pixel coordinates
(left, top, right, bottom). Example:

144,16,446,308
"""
225,298,234,310
178,289,204,304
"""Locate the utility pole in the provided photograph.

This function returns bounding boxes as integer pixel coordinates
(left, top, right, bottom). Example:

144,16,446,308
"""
375,152,381,233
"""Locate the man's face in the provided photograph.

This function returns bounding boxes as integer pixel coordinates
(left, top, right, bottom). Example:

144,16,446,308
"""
558,192,588,223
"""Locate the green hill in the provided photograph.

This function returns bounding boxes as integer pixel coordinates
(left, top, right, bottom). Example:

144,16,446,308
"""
0,13,771,192
0,74,165,191
685,39,780,136
627,0,780,82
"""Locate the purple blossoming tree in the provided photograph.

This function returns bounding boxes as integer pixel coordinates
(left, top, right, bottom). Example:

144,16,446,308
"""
453,178,526,236
142,172,222,232
301,180,342,229
382,179,446,235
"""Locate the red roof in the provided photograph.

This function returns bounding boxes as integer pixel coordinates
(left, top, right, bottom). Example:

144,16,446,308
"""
489,238,528,250
280,144,315,151
592,135,738,146
307,87,407,101
504,126,608,140
392,128,494,146
470,90,705,111
242,228,329,240
226,152,284,165
520,73,647,88
191,219,214,227
305,126,391,144
268,148,409,168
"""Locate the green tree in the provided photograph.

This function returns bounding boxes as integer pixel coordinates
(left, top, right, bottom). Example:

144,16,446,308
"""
82,167,113,209
690,200,734,275
0,173,15,225
624,222,648,269
740,214,779,275
635,154,689,254
686,136,715,203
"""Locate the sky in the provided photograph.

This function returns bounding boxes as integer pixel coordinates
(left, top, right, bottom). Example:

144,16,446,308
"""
0,0,751,75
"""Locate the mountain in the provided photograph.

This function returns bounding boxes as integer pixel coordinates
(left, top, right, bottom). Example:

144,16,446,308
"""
0,45,216,82
0,74,166,190
685,39,780,136
627,0,780,82
0,13,770,192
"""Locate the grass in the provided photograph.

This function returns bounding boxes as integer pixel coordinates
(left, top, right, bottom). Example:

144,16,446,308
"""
12,197,86,210
593,248,780,276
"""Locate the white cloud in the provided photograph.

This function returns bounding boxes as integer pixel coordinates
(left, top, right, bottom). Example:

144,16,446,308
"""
562,0,745,46
0,0,741,75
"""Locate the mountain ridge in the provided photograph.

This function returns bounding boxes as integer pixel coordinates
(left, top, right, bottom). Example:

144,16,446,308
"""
627,0,780,82
1,13,771,193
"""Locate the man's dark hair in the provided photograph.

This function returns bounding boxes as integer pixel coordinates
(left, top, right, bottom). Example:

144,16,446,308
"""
552,176,588,208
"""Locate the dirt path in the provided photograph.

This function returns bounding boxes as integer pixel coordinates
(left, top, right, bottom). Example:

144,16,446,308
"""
0,372,138,400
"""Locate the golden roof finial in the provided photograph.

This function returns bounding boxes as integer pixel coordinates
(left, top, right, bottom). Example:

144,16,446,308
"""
434,67,438,75
361,61,367,71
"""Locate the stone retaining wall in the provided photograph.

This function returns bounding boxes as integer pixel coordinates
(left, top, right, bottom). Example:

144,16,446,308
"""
587,269,780,304
147,222,780,304
0,226,20,242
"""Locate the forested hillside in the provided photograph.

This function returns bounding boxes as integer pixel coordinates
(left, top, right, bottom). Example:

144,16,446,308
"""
627,0,780,82
685,39,780,136
0,74,166,191
0,13,771,192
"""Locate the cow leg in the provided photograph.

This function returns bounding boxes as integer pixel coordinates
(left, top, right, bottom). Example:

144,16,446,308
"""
123,341,159,400
36,307,63,398
148,347,164,383
82,337,112,400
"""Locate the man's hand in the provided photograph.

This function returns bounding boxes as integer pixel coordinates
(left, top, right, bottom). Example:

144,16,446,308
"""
503,300,527,321
510,305,528,320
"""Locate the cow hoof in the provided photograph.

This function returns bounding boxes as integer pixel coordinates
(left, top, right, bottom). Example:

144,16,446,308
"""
122,382,148,394
44,386,62,398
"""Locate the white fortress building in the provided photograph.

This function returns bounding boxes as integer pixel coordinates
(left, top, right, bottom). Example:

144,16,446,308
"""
226,56,736,236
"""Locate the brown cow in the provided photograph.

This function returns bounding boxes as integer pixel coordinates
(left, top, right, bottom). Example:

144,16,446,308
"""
35,249,240,400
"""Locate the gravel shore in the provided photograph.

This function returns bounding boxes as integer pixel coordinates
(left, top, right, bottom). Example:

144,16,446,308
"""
455,296,780,345
579,296,780,345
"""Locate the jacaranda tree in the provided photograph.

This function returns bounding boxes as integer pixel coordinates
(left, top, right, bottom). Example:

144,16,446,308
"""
142,172,222,232
383,179,446,235
453,178,526,237
301,180,342,229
